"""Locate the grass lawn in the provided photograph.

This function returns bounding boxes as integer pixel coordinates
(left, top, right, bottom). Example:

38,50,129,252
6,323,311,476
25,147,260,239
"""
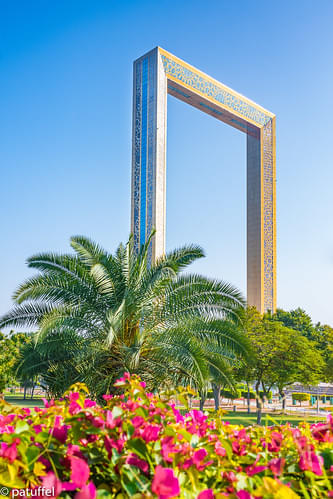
4,397,44,408
221,411,326,426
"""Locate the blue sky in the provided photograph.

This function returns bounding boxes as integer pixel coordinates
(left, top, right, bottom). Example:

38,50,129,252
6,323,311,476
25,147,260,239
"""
1,0,333,326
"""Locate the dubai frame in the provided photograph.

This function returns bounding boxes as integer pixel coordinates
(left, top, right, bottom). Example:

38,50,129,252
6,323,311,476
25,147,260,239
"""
131,47,276,313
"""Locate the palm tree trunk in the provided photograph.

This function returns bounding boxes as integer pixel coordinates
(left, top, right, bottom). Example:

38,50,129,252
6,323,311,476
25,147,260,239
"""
255,382,262,424
247,382,251,414
212,383,220,411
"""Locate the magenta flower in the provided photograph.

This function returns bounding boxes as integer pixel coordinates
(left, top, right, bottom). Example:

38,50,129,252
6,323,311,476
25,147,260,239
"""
268,457,285,476
126,453,149,473
0,441,18,463
299,451,324,476
231,440,247,456
141,424,161,442
267,431,283,452
151,465,180,498
131,416,145,428
197,489,214,499
69,401,82,415
70,456,90,487
52,425,69,443
236,491,252,499
245,464,267,476
161,436,178,463
84,399,96,408
74,482,96,499
42,472,62,497
215,441,226,456
114,372,131,385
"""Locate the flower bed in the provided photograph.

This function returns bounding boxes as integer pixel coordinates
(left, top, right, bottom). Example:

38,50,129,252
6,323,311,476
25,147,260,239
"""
0,374,332,498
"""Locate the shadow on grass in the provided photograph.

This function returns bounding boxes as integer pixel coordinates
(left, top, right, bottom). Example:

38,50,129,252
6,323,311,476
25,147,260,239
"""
4,397,44,408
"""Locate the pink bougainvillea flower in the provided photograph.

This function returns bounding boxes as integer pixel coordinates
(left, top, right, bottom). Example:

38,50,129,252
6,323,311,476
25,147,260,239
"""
42,472,62,497
215,441,226,456
84,399,96,408
231,440,247,456
267,431,283,452
197,489,214,499
245,464,267,476
87,415,105,429
126,453,149,473
299,451,324,476
69,401,82,415
172,407,184,424
189,409,207,425
268,457,285,476
74,482,96,499
0,441,18,463
140,381,146,388
70,456,90,487
131,416,145,428
151,465,180,498
221,471,236,482
102,394,113,401
52,425,69,443
105,410,116,429
141,424,161,442
161,436,179,463
114,372,131,386
104,435,125,458
234,428,251,444
236,491,252,499
69,392,80,402
42,398,55,408
66,444,85,460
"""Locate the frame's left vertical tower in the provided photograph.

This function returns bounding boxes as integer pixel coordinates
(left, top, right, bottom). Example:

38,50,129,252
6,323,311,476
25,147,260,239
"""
131,47,167,262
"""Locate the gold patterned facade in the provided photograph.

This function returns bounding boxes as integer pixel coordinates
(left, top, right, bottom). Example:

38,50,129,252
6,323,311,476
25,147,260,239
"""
131,47,276,313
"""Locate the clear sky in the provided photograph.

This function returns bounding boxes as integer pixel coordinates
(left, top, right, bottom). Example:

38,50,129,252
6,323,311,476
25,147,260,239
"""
1,0,333,327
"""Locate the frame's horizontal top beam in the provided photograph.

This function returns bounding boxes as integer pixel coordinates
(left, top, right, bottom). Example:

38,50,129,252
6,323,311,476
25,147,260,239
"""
156,47,275,130
167,79,260,137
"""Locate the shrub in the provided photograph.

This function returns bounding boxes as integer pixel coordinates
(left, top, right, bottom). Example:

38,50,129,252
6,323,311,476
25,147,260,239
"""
0,374,332,498
220,388,241,400
292,393,311,403
240,390,256,399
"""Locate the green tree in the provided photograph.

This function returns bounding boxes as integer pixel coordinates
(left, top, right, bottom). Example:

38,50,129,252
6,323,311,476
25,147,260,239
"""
273,308,333,382
0,331,30,394
0,233,248,398
240,308,324,423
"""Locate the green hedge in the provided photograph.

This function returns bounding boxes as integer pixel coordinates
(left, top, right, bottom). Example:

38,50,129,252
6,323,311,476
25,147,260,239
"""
292,393,311,402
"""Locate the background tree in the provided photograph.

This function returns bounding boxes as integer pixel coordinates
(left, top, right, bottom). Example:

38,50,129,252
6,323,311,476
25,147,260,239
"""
240,308,324,423
273,308,333,382
0,331,30,394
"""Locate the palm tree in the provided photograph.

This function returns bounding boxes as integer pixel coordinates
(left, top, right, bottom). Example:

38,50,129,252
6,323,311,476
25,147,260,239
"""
0,233,248,398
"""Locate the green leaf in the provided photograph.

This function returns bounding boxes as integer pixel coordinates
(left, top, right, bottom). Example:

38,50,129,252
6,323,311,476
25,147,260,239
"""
126,439,149,460
15,419,30,434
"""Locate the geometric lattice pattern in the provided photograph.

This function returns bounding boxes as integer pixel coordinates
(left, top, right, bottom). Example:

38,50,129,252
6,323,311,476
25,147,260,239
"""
131,47,276,313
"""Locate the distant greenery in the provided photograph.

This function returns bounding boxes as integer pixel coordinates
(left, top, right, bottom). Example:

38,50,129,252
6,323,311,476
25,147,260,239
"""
235,307,325,423
292,392,311,404
0,331,30,393
0,232,248,399
272,307,333,382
